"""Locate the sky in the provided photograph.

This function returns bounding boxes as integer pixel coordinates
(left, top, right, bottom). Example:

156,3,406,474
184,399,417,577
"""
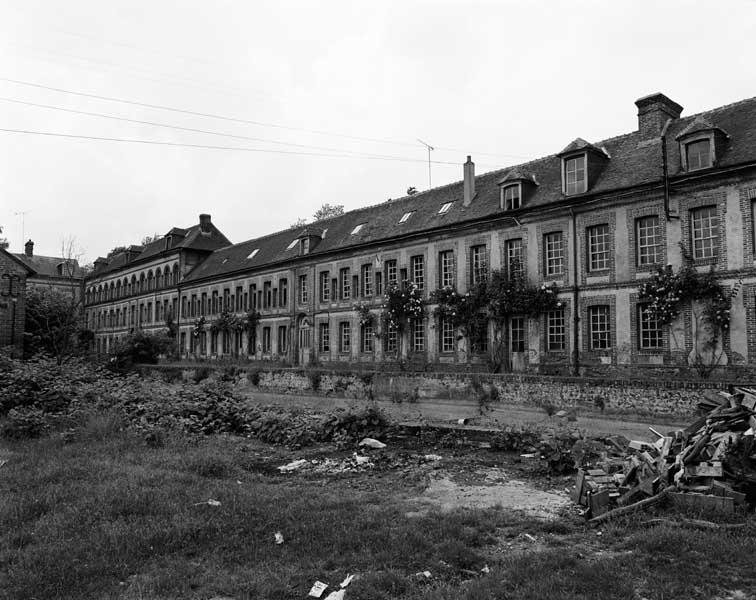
1,0,755,264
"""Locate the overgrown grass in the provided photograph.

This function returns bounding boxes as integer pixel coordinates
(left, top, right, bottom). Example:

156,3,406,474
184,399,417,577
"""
1,412,755,600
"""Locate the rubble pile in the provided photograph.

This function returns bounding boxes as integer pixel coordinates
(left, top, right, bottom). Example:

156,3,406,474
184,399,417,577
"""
574,387,756,521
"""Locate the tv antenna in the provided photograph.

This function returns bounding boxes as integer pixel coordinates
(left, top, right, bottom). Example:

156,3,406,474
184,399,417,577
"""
14,211,30,249
417,138,434,189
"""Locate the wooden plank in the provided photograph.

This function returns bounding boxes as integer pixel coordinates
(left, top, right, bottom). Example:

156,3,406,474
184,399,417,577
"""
685,462,723,478
572,469,586,505
589,489,612,517
588,486,675,526
669,492,734,514
711,481,747,505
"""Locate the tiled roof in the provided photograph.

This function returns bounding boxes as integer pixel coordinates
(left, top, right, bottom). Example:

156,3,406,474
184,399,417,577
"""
89,223,231,279
12,253,83,279
179,94,756,284
675,115,728,140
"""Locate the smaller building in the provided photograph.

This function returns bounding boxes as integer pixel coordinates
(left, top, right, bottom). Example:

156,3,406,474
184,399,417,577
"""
0,248,31,355
12,240,84,300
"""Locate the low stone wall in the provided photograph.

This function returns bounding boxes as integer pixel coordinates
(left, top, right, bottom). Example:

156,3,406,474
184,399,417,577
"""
140,364,746,419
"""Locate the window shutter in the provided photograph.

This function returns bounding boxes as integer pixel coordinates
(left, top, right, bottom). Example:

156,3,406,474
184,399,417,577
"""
468,248,474,287
450,252,456,287
352,274,359,299
437,252,442,288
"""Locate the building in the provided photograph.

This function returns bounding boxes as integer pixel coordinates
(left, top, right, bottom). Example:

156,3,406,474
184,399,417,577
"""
13,240,84,300
82,91,756,375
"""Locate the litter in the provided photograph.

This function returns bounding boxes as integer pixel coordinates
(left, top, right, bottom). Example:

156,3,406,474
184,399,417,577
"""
193,499,221,507
278,459,309,472
274,531,284,545
359,438,387,449
457,418,468,425
414,570,432,578
308,581,328,597
353,453,371,465
481,565,491,573
0,459,7,469
424,454,443,461
339,574,355,588
323,591,345,600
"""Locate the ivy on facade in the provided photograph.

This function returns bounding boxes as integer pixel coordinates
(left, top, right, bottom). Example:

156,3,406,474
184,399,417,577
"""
353,302,375,327
380,281,424,333
192,316,206,338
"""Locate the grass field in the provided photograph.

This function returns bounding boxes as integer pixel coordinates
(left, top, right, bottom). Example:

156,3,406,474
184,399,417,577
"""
1,412,755,600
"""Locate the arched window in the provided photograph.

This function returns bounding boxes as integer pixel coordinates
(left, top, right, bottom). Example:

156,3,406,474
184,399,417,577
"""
172,264,180,285
115,281,121,298
110,282,115,300
130,276,136,296
98,285,103,302
147,270,154,291
155,268,163,289
139,273,146,294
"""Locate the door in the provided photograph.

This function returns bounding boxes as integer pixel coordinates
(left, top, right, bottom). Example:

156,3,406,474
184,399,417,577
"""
509,316,527,371
298,317,311,366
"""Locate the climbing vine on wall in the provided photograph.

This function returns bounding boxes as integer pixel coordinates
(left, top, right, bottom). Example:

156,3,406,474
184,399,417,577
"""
380,281,424,333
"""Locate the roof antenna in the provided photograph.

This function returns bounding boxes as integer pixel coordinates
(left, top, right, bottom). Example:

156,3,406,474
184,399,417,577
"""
417,138,434,189
14,210,30,250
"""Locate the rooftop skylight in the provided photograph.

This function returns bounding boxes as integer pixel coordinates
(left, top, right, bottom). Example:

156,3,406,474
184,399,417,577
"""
246,249,260,259
351,223,366,235
438,202,453,214
286,239,299,250
399,211,413,223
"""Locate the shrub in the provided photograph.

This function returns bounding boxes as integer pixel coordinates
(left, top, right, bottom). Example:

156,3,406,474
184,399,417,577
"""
109,331,172,372
193,366,212,384
1,407,49,439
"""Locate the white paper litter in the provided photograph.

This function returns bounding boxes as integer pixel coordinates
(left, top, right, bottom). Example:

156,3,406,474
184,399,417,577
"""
278,459,309,472
358,438,387,449
423,454,442,461
308,581,328,597
274,531,284,545
324,591,345,600
340,574,355,588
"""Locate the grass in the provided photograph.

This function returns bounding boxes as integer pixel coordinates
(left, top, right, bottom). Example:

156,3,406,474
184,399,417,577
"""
1,412,755,600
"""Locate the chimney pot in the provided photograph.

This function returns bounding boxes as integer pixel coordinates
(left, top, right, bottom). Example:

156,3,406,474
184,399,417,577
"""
24,239,34,257
199,213,211,233
635,93,683,140
463,156,475,207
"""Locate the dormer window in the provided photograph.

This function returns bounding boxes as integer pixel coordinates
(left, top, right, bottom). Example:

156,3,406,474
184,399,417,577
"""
685,139,712,171
501,184,521,211
351,223,365,235
301,238,310,255
399,211,413,223
564,154,586,195
438,202,453,215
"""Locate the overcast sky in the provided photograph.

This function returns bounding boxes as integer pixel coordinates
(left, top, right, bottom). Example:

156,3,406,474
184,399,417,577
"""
1,0,755,263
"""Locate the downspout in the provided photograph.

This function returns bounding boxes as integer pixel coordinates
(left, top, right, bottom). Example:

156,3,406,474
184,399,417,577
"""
570,208,580,376
660,118,677,221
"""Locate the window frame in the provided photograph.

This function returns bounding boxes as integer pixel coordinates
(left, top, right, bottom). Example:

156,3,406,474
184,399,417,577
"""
361,264,373,296
563,153,587,195
638,304,663,350
501,183,521,211
318,322,330,353
504,238,523,279
544,232,564,277
440,317,455,353
684,137,713,172
439,250,455,288
298,274,308,304
636,215,662,267
587,224,610,272
319,271,330,303
361,323,374,353
411,255,425,290
470,244,488,285
340,267,351,300
691,205,719,261
588,305,611,350
339,321,351,353
546,308,566,351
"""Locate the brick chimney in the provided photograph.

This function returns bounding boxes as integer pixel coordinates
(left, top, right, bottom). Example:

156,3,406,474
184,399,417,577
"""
635,93,683,140
24,239,33,257
463,156,475,207
199,213,212,233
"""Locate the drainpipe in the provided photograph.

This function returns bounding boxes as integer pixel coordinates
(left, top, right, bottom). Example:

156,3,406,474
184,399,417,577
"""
660,118,678,221
570,208,580,376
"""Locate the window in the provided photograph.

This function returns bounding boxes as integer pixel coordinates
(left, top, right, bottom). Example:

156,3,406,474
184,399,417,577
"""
301,238,311,255
438,202,453,214
247,248,260,259
263,283,271,309
298,274,308,304
440,318,455,352
351,223,365,235
510,317,525,352
280,279,288,307
588,305,610,350
636,216,661,266
544,232,564,276
686,139,712,171
361,264,373,296
638,305,663,349
505,238,523,278
691,206,718,260
502,185,521,210
470,245,488,285
190,295,197,317
339,322,351,353
262,327,271,353
278,326,287,353
412,319,425,352
211,330,218,354
399,211,413,223
375,272,383,297
361,323,374,353
340,267,351,300
319,271,331,302
439,250,455,287
385,260,398,285
236,287,243,311
201,292,207,316
385,323,397,352
411,255,425,289
587,224,610,271
564,154,586,195
547,309,566,351
319,323,330,353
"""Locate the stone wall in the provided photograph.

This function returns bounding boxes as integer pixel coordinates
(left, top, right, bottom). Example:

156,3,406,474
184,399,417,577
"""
142,364,738,419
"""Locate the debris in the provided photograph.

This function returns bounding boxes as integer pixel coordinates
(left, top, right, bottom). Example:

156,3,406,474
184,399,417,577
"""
414,570,432,579
359,438,387,449
0,459,7,469
481,565,491,574
642,517,747,531
353,453,371,465
457,418,468,425
274,532,284,545
339,574,355,588
278,459,309,472
193,499,221,507
323,591,345,600
424,454,442,461
521,533,537,543
308,581,329,597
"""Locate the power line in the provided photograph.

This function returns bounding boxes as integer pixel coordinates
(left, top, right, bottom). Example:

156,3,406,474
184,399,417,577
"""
0,128,476,166
0,78,531,160
0,96,436,161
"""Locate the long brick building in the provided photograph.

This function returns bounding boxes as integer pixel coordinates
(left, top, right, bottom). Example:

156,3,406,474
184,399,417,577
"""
78,91,756,374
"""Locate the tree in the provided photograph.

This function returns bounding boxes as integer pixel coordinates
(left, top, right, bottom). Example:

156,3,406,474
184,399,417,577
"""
290,217,307,229
406,187,418,196
312,203,344,221
107,245,128,258
141,233,160,245
0,225,8,250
